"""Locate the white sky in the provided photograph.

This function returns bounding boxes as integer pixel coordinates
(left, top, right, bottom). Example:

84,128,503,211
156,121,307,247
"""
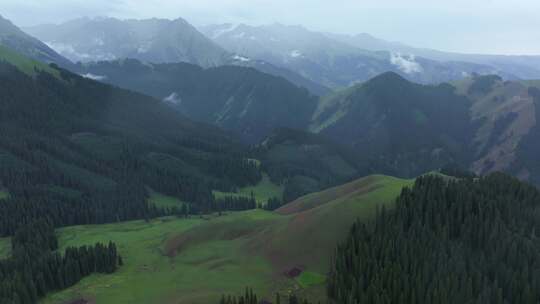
2,0,540,55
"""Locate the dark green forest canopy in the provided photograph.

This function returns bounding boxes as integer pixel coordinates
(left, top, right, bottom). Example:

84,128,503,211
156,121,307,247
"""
0,220,121,303
328,173,540,304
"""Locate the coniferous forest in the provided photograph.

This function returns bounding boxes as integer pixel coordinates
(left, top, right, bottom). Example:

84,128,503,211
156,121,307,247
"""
328,173,540,304
0,220,121,303
219,289,314,304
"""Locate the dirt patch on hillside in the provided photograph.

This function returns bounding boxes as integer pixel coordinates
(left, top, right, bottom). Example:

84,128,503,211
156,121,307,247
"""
285,267,304,278
164,234,192,257
164,220,268,258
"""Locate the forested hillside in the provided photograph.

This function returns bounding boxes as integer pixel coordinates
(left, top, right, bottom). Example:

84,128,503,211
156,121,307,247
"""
0,220,121,303
329,173,540,303
76,59,318,143
0,47,265,232
255,128,374,202
312,72,476,177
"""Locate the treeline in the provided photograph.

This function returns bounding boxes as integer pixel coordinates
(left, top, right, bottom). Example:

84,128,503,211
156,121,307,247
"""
328,173,540,304
211,195,285,213
0,220,121,304
219,288,315,304
214,196,257,212
263,197,285,211
439,164,477,179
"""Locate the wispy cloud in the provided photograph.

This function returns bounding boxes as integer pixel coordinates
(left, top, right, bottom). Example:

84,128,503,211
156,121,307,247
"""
390,53,423,74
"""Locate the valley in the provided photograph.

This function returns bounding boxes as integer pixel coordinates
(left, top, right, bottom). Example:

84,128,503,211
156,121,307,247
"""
1,7,540,304
31,175,411,304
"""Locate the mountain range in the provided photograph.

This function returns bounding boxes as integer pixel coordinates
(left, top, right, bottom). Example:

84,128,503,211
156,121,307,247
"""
199,23,533,87
74,56,540,187
328,31,540,79
3,13,540,189
23,17,329,95
24,17,229,67
24,17,540,94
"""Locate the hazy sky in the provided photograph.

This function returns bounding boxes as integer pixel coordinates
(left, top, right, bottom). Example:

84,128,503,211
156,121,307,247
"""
2,0,540,55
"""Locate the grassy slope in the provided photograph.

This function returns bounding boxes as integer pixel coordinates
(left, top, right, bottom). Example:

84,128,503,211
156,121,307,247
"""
265,175,413,272
0,191,8,200
213,174,284,204
42,213,281,304
42,175,412,304
0,45,59,77
309,84,359,133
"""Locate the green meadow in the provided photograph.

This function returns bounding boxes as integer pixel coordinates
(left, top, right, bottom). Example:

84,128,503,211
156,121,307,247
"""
39,175,412,304
0,45,60,78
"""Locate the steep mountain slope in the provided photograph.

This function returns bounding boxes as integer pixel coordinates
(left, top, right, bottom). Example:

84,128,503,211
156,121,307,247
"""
200,23,514,88
0,14,72,67
76,59,319,143
24,17,229,67
310,72,540,185
453,75,540,183
0,45,260,224
311,72,476,177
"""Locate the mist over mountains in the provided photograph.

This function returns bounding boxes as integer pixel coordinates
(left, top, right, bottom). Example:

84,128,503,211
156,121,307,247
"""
200,23,540,85
1,13,539,184
23,16,540,92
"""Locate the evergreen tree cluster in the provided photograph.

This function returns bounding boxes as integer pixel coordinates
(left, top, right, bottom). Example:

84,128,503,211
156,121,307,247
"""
0,221,121,304
214,195,257,212
264,197,284,211
219,288,314,304
328,173,540,304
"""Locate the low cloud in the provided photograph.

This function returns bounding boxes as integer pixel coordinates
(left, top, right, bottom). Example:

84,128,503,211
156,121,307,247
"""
390,53,423,74
81,73,107,81
163,92,182,105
